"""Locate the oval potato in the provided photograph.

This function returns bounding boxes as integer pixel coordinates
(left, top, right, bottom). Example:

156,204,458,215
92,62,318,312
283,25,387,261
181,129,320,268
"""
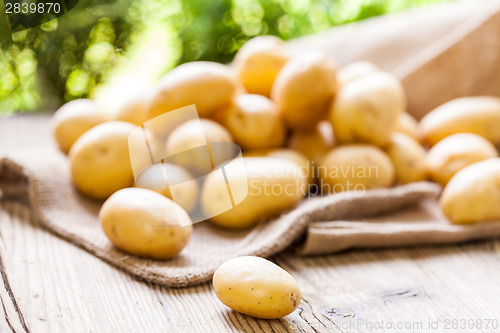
271,50,338,130
386,133,426,184
440,158,500,224
213,256,301,319
419,96,500,146
426,133,498,186
394,112,420,142
100,188,192,259
114,93,152,125
287,120,335,162
330,71,406,147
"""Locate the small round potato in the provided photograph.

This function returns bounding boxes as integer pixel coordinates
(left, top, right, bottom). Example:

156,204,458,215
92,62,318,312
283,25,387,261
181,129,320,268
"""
148,61,238,118
386,133,426,184
337,61,380,86
135,163,199,213
223,94,286,150
213,256,301,319
394,112,420,142
114,93,151,125
100,188,192,259
319,144,395,193
271,50,338,130
426,133,498,186
440,158,500,224
69,121,136,200
287,120,335,162
420,96,500,146
330,71,406,147
202,157,307,229
52,99,108,153
233,36,289,97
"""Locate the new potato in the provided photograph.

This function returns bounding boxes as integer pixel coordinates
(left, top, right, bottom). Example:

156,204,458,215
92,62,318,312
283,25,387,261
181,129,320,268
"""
386,133,426,184
337,61,380,86
420,96,500,146
213,256,301,319
287,120,335,161
271,50,338,130
394,112,420,142
319,144,395,193
69,121,136,200
426,133,498,186
202,157,307,229
100,188,192,259
114,93,151,125
440,158,500,224
330,71,406,146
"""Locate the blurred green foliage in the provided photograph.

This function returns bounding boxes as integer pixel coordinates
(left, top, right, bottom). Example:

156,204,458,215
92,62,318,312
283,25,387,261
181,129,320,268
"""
0,0,449,114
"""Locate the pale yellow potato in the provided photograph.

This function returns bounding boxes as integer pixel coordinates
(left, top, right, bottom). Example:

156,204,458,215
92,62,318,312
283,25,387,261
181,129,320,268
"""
223,94,286,150
330,71,406,147
440,158,500,224
100,188,192,259
386,133,426,184
233,36,289,97
337,61,380,86
394,112,420,141
69,121,136,200
202,157,307,229
134,163,199,213
426,133,498,186
287,120,335,161
420,96,500,146
114,93,152,125
319,144,395,193
213,256,301,319
148,61,238,118
165,119,234,174
52,99,108,153
271,50,338,130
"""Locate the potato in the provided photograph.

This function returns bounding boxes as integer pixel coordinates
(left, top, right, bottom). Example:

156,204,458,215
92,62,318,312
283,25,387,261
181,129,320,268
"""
100,188,192,259
420,96,500,146
114,93,151,125
213,256,301,319
330,71,406,147
319,144,395,193
165,119,234,174
134,163,199,213
69,121,136,200
223,94,286,150
233,36,289,97
337,61,380,86
386,133,426,184
243,149,313,184
271,50,338,130
287,120,335,161
148,61,238,119
52,99,108,153
394,112,420,141
426,133,498,186
440,158,500,224
202,157,307,229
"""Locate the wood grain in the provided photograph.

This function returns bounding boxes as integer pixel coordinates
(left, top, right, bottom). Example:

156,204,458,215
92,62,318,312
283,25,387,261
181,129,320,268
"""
1,114,500,332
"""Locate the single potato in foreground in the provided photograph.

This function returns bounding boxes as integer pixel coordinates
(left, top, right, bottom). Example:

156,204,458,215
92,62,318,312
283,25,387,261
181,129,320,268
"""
213,256,301,319
100,188,193,259
440,158,500,224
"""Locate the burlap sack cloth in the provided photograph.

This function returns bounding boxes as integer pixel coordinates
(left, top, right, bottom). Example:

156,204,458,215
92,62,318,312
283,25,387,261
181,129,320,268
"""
2,0,500,287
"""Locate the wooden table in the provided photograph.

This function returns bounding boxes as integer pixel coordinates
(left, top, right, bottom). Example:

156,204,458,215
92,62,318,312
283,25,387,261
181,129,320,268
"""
1,114,499,333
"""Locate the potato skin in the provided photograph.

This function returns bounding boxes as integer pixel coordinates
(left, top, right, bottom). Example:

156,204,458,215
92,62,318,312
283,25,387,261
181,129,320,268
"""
223,94,286,150
202,157,307,229
287,120,335,162
440,158,500,224
271,50,338,130
394,112,420,142
386,133,427,184
419,96,500,146
100,188,192,259
213,256,301,319
52,99,108,153
69,121,136,200
319,144,395,193
426,133,498,186
233,36,289,97
148,61,238,118
114,93,151,126
337,61,380,86
330,72,406,147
